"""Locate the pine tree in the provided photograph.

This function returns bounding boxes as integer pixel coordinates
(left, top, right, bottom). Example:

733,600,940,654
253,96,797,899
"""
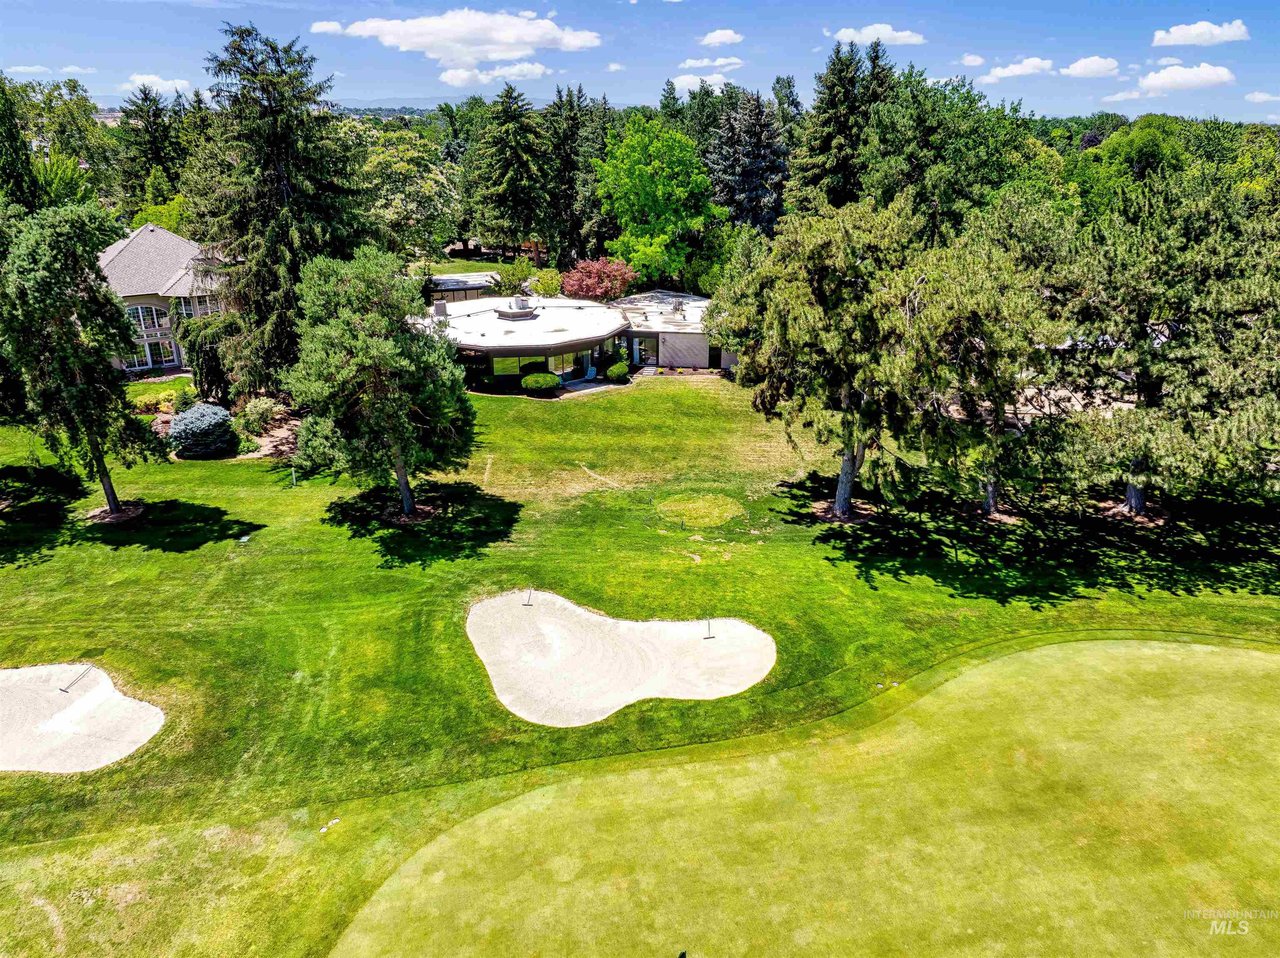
707,91,787,233
659,80,683,126
575,94,620,257
0,78,37,212
119,84,180,213
183,24,366,395
770,75,805,154
0,204,165,513
472,84,550,259
682,81,724,155
787,41,899,211
543,86,585,267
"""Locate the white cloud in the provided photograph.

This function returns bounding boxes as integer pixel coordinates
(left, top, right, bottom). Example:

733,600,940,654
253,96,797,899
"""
960,53,985,67
439,61,552,87
59,65,97,75
979,57,1053,84
699,29,743,47
607,62,625,72
1101,89,1144,102
118,73,191,95
1060,56,1119,79
6,65,51,75
1156,56,1182,66
678,56,744,71
310,21,343,35
1269,114,1280,123
670,72,728,93
1245,91,1280,103
1138,62,1234,95
1152,19,1249,47
326,11,600,68
832,23,925,46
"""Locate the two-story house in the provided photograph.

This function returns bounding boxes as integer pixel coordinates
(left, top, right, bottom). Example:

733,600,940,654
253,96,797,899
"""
98,224,220,373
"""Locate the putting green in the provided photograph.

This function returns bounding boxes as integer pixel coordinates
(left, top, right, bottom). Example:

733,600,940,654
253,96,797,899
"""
334,640,1280,956
655,492,746,528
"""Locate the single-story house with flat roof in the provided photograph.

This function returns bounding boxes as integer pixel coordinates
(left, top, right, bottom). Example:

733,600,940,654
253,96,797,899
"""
430,271,498,304
424,290,733,386
98,224,220,373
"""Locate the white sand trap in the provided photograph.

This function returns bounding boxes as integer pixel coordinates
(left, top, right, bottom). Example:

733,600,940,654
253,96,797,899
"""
0,664,164,773
466,591,776,727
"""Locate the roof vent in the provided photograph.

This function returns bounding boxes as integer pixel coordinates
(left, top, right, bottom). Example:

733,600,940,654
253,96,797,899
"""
433,299,448,319
496,296,537,321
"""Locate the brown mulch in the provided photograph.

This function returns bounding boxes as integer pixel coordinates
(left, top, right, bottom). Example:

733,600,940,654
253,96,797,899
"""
238,417,301,460
85,501,146,524
1099,499,1169,527
812,498,878,524
379,503,440,526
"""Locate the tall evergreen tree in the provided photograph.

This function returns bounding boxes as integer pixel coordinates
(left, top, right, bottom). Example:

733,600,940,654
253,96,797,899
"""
472,84,549,259
707,91,787,233
183,24,366,395
0,204,164,514
0,77,37,212
659,80,684,126
787,41,896,210
543,86,586,267
682,81,725,155
770,75,805,155
575,94,621,258
118,85,180,213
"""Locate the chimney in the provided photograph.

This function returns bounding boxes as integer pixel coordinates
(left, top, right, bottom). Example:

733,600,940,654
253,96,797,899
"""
513,295,530,311
433,299,448,319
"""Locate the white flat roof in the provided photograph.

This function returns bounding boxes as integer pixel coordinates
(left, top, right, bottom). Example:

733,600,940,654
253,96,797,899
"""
427,297,630,354
614,289,710,334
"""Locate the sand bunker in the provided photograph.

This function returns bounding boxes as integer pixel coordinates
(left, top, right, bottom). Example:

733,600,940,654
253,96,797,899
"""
0,664,164,773
466,591,776,727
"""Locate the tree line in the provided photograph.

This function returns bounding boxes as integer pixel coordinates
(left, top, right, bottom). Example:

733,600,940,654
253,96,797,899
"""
1,26,1277,520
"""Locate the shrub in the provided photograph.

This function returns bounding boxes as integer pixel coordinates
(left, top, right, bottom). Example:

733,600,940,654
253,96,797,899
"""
134,389,175,414
521,373,561,396
519,359,548,375
172,386,198,414
235,396,285,436
561,258,638,301
605,361,631,384
529,268,562,297
169,402,236,458
489,257,535,295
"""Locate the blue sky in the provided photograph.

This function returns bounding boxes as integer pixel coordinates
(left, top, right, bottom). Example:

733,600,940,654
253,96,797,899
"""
2,0,1278,120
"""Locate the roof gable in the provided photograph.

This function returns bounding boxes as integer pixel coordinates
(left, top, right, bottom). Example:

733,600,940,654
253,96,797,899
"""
98,224,209,299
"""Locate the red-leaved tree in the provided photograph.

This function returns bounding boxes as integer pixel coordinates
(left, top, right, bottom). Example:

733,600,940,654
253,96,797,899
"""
561,258,638,301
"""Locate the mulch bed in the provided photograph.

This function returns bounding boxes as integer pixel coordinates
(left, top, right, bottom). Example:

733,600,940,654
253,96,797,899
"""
84,501,146,524
379,503,440,526
812,498,878,524
1099,499,1169,527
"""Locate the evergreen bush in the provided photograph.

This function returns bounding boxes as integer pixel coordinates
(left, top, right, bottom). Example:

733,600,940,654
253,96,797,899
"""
169,402,236,458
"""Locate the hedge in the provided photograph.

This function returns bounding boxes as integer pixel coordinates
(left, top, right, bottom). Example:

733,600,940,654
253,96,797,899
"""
521,373,561,396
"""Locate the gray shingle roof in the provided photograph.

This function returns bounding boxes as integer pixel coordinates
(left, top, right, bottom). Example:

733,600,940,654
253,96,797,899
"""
98,224,217,299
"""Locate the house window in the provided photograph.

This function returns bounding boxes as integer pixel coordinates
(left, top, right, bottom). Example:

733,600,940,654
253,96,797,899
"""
177,296,216,318
492,356,520,376
126,305,169,333
123,346,150,370
152,340,177,366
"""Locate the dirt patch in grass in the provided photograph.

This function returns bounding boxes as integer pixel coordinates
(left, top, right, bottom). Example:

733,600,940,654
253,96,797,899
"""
1099,499,1169,527
811,498,877,524
84,501,146,524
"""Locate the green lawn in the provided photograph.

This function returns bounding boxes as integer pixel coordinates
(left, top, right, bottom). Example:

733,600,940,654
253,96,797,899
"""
424,258,502,275
334,640,1280,956
124,374,193,404
0,377,1276,956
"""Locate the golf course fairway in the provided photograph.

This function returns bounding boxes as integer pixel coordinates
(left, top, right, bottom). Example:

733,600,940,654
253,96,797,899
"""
334,639,1280,956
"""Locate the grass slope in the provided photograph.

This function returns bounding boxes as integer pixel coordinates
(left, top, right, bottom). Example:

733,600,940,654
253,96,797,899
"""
335,640,1280,957
0,377,1276,956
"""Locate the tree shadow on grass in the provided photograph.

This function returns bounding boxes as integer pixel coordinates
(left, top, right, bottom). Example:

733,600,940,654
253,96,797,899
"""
775,471,1280,609
322,480,522,569
0,464,87,567
75,499,266,553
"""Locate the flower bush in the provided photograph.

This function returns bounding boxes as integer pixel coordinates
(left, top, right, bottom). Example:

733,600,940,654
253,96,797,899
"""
560,258,637,301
